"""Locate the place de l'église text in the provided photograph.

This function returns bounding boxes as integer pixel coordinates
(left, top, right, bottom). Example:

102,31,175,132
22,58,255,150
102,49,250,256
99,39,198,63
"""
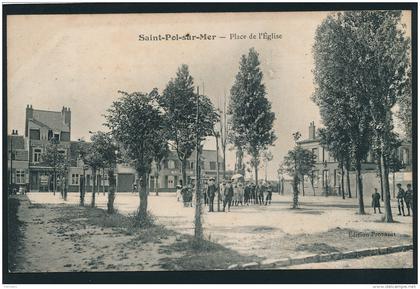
138,33,282,42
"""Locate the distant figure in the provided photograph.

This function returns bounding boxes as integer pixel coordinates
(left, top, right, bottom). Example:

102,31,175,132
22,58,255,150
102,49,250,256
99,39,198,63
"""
244,183,251,205
207,178,217,212
238,182,244,206
404,184,413,217
396,183,405,216
204,181,209,206
258,185,265,205
132,182,137,194
176,185,183,202
223,181,234,212
181,185,193,207
233,183,239,206
371,188,381,214
265,183,272,205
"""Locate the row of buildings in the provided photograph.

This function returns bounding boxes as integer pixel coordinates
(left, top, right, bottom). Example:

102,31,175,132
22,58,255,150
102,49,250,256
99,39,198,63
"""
7,105,412,196
7,105,231,193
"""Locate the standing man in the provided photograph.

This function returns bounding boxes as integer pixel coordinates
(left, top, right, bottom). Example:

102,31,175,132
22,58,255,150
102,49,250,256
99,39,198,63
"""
207,178,217,212
371,188,381,214
223,180,234,212
396,183,406,216
404,184,413,217
265,182,273,205
244,182,250,205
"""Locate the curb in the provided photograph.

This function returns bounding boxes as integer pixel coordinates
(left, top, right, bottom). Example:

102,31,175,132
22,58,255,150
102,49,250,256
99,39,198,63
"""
227,243,413,270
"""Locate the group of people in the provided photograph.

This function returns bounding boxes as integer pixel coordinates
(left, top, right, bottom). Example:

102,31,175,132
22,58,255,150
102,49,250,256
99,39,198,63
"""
176,178,274,212
371,183,413,216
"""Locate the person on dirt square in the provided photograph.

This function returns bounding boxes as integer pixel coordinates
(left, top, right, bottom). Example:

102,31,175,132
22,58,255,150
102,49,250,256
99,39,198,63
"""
404,184,413,216
265,182,272,205
223,180,234,212
396,183,406,216
371,188,382,214
207,178,217,212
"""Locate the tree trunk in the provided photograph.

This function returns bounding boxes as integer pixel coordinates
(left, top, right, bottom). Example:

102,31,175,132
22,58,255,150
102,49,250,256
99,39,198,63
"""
292,174,299,209
355,160,365,214
346,168,352,198
91,168,97,208
215,135,220,211
301,176,305,196
107,169,116,214
377,157,384,201
155,171,160,196
341,163,345,199
181,158,187,187
80,174,85,206
64,174,68,201
194,143,204,245
222,147,226,180
53,168,56,195
137,173,148,218
254,164,259,188
381,151,393,222
102,168,106,196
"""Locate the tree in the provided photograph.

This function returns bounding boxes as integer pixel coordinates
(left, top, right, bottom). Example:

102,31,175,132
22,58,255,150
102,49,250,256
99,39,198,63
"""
160,65,219,186
76,140,89,206
313,12,377,214
89,132,118,213
105,89,165,219
219,96,229,179
228,48,277,186
42,137,66,196
283,132,315,208
84,136,104,208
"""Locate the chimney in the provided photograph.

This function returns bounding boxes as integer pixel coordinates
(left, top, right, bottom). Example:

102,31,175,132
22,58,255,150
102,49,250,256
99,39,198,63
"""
309,121,316,139
62,106,71,132
25,105,33,137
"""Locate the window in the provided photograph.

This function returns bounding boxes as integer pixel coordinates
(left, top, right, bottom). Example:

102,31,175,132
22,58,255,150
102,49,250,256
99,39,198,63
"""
200,161,205,170
322,148,325,162
72,174,79,185
30,129,40,140
16,170,25,184
54,133,60,141
312,148,318,161
33,148,42,163
168,160,175,169
190,162,194,169
210,161,216,170
312,170,319,187
163,160,168,169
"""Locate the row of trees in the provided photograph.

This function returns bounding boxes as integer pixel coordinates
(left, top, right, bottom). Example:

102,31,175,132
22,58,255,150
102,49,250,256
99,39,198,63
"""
312,11,411,222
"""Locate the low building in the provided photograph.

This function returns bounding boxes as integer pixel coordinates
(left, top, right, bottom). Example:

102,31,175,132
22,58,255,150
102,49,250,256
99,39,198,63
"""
7,130,29,192
296,122,412,196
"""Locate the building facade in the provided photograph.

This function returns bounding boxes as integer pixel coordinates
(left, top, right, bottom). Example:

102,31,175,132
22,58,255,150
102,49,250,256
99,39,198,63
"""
296,122,412,196
9,105,229,193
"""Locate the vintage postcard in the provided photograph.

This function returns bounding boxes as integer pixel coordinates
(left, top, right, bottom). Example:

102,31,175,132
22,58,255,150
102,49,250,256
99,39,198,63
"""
4,3,416,284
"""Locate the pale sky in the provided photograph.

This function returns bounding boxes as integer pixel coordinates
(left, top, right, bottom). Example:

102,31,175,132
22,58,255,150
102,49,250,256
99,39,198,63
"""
7,11,411,180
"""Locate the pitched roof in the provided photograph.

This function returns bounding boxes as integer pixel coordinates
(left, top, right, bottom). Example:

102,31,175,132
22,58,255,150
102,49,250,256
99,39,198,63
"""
31,109,70,132
7,135,25,150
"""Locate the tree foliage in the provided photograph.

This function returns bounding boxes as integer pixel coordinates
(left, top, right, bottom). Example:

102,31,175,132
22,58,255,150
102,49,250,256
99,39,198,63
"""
105,89,165,218
160,64,219,185
228,48,276,184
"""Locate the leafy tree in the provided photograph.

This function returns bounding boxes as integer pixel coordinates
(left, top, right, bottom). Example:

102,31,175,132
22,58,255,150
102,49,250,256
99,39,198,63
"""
283,133,315,208
228,48,277,185
160,65,219,186
89,132,118,213
105,89,165,219
76,140,89,206
313,12,376,214
84,136,105,208
42,137,66,196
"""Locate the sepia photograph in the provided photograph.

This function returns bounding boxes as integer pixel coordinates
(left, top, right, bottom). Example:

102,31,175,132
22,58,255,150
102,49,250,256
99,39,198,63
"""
3,2,416,284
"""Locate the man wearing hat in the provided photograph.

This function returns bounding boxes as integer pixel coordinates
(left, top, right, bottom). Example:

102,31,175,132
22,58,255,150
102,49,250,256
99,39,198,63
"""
223,180,234,212
396,183,406,216
207,178,217,212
